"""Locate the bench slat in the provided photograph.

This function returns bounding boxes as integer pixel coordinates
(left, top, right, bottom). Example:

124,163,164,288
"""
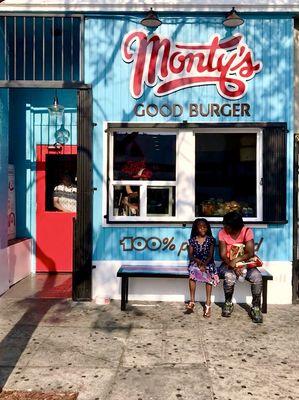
117,265,189,278
118,265,273,279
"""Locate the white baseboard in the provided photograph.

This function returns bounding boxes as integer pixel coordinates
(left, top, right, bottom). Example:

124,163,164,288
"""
92,260,293,305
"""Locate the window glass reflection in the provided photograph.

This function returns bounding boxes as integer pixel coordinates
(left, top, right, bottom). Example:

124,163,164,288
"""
147,187,175,216
195,133,257,218
113,185,140,216
113,131,176,181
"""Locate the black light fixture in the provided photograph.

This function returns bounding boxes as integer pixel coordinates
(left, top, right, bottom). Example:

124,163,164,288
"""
48,89,65,118
223,7,244,28
140,8,162,28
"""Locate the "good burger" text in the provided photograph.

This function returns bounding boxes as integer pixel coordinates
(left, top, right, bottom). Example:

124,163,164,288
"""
134,102,250,118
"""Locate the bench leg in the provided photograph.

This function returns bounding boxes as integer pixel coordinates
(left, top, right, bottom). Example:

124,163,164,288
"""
121,277,128,311
125,277,129,303
261,278,268,314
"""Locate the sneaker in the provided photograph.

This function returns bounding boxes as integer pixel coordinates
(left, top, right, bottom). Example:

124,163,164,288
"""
250,306,263,323
222,301,234,317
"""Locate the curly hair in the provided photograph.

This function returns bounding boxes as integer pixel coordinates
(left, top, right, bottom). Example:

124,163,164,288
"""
222,211,244,231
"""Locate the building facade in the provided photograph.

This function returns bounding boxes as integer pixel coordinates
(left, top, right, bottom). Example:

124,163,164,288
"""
0,1,298,305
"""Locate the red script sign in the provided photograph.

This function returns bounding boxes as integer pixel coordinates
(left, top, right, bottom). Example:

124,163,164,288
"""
122,30,262,100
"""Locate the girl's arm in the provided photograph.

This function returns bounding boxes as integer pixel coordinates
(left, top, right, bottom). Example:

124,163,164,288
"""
202,241,215,267
188,244,202,267
219,240,231,266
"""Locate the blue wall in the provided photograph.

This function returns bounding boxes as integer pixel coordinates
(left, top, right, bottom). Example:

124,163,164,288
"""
85,14,294,263
9,89,77,239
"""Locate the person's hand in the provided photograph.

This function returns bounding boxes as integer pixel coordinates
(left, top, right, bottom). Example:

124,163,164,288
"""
196,260,205,272
234,267,242,277
228,259,238,269
128,192,138,199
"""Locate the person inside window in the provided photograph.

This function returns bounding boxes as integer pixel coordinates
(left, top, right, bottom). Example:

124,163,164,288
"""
53,172,77,213
119,160,152,216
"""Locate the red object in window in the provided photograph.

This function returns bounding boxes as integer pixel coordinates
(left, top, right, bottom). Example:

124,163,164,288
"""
36,145,77,272
121,160,152,179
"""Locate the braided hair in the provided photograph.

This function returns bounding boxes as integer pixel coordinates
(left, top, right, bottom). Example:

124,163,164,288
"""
190,218,213,239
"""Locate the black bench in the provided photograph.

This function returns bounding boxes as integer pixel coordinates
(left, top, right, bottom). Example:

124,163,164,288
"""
117,265,273,313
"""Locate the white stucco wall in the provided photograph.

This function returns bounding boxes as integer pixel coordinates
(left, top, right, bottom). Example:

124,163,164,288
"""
92,261,293,305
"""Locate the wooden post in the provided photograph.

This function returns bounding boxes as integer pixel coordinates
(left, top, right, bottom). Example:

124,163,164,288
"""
72,88,93,301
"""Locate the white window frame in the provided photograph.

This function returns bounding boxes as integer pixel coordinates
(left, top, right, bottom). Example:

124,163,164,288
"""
105,125,263,223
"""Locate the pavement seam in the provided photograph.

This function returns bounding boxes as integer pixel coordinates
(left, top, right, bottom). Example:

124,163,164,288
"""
101,321,133,400
198,317,216,400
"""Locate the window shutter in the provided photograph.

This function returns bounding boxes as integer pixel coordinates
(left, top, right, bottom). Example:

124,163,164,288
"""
262,124,287,223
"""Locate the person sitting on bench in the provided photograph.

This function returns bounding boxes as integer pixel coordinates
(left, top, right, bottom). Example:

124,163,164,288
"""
218,211,263,323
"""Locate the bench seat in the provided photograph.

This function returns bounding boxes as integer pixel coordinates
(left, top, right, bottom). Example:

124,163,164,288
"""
117,265,273,313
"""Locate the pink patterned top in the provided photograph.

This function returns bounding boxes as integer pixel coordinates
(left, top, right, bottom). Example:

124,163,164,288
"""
218,226,254,256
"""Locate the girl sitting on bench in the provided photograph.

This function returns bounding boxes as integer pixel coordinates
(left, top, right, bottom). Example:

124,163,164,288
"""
186,218,219,317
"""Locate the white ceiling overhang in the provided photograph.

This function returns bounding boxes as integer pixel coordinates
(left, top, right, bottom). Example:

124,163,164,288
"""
0,0,299,13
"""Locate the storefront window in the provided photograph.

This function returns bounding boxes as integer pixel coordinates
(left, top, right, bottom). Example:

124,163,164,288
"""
107,126,263,223
109,130,177,221
195,132,260,218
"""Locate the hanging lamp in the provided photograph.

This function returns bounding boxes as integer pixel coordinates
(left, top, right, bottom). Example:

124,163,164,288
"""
48,90,65,118
140,8,162,28
223,7,244,28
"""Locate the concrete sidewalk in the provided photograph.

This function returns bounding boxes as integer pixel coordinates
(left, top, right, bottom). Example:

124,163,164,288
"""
0,286,298,399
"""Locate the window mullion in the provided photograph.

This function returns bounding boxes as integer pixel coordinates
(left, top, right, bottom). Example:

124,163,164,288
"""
176,130,195,220
139,184,147,218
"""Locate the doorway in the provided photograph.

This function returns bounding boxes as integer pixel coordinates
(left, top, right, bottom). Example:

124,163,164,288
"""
36,145,77,272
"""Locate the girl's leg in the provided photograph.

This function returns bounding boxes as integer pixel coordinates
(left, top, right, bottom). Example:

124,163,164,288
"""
186,279,196,313
189,279,196,303
205,283,212,305
203,284,212,317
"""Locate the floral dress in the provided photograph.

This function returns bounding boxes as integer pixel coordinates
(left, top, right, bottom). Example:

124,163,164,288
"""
188,236,219,286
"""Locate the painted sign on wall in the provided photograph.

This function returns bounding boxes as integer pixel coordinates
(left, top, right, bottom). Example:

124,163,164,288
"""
120,236,188,257
122,31,263,100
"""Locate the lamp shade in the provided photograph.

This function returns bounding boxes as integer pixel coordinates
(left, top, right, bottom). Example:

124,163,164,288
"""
141,8,162,28
223,7,244,28
54,124,70,145
48,96,65,118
